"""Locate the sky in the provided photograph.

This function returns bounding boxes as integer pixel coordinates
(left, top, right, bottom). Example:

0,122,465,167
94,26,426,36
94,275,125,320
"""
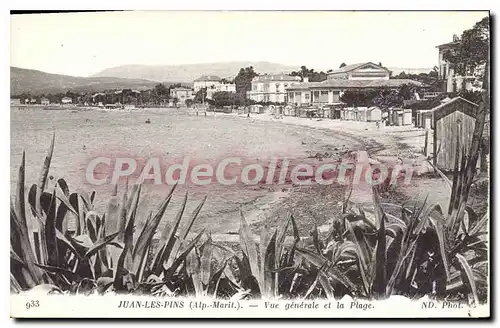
10,11,488,77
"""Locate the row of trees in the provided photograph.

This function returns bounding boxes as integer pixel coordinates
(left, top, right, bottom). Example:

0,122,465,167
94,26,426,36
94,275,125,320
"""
339,84,422,108
12,83,187,106
391,69,439,86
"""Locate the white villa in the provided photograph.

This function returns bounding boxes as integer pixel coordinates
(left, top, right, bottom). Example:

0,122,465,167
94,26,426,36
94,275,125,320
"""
169,87,194,105
436,35,477,93
193,75,236,99
247,73,301,103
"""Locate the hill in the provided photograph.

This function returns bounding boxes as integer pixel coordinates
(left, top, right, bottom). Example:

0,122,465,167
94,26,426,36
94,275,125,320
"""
10,67,168,95
92,61,298,82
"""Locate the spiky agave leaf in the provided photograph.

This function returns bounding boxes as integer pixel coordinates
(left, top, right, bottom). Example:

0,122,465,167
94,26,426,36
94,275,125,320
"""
371,186,387,299
152,192,188,275
200,233,213,286
261,230,277,298
84,231,122,259
44,189,59,267
166,195,207,268
164,230,204,276
38,131,55,191
455,253,480,306
132,184,177,280
295,247,357,293
13,153,43,286
239,210,260,288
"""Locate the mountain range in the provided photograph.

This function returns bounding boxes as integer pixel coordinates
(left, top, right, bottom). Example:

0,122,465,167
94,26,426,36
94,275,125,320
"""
91,61,298,82
10,67,161,95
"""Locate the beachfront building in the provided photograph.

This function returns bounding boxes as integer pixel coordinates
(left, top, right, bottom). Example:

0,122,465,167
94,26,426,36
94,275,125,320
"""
193,75,236,99
247,73,301,103
41,97,50,105
193,75,223,91
436,35,476,93
286,62,425,107
61,97,73,104
170,87,194,105
10,98,21,106
327,62,390,81
286,82,314,106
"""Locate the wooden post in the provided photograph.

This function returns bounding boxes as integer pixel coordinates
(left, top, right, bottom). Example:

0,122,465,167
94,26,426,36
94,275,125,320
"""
424,130,429,157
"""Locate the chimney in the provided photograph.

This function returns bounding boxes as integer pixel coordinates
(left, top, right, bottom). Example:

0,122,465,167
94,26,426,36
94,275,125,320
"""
303,77,309,83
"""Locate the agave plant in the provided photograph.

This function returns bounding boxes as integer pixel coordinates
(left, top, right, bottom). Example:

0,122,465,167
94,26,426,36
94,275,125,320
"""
322,125,489,304
10,135,212,297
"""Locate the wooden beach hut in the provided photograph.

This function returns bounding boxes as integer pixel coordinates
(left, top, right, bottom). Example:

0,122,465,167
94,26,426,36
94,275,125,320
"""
432,97,479,170
416,109,433,129
402,109,412,125
367,107,382,122
357,107,368,122
251,105,264,114
345,107,355,120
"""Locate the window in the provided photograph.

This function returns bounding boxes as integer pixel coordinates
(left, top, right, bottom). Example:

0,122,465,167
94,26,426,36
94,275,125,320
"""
305,93,310,100
332,91,340,102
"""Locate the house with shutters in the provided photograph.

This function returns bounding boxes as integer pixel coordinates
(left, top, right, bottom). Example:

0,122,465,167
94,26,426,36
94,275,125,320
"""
247,73,301,103
436,35,478,93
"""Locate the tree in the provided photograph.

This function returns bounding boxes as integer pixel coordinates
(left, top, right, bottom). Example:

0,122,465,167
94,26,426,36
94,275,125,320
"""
194,87,208,104
291,66,327,82
372,88,403,109
397,83,420,100
442,16,489,88
339,63,346,69
391,68,439,87
211,91,244,107
234,66,258,95
185,99,194,108
154,83,169,105
340,90,378,107
172,97,179,108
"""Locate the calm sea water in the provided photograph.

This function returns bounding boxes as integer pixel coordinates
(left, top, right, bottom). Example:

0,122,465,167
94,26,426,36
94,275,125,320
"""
10,107,355,234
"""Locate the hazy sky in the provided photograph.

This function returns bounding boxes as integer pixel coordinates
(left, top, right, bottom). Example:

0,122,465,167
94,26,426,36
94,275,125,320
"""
10,11,488,77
